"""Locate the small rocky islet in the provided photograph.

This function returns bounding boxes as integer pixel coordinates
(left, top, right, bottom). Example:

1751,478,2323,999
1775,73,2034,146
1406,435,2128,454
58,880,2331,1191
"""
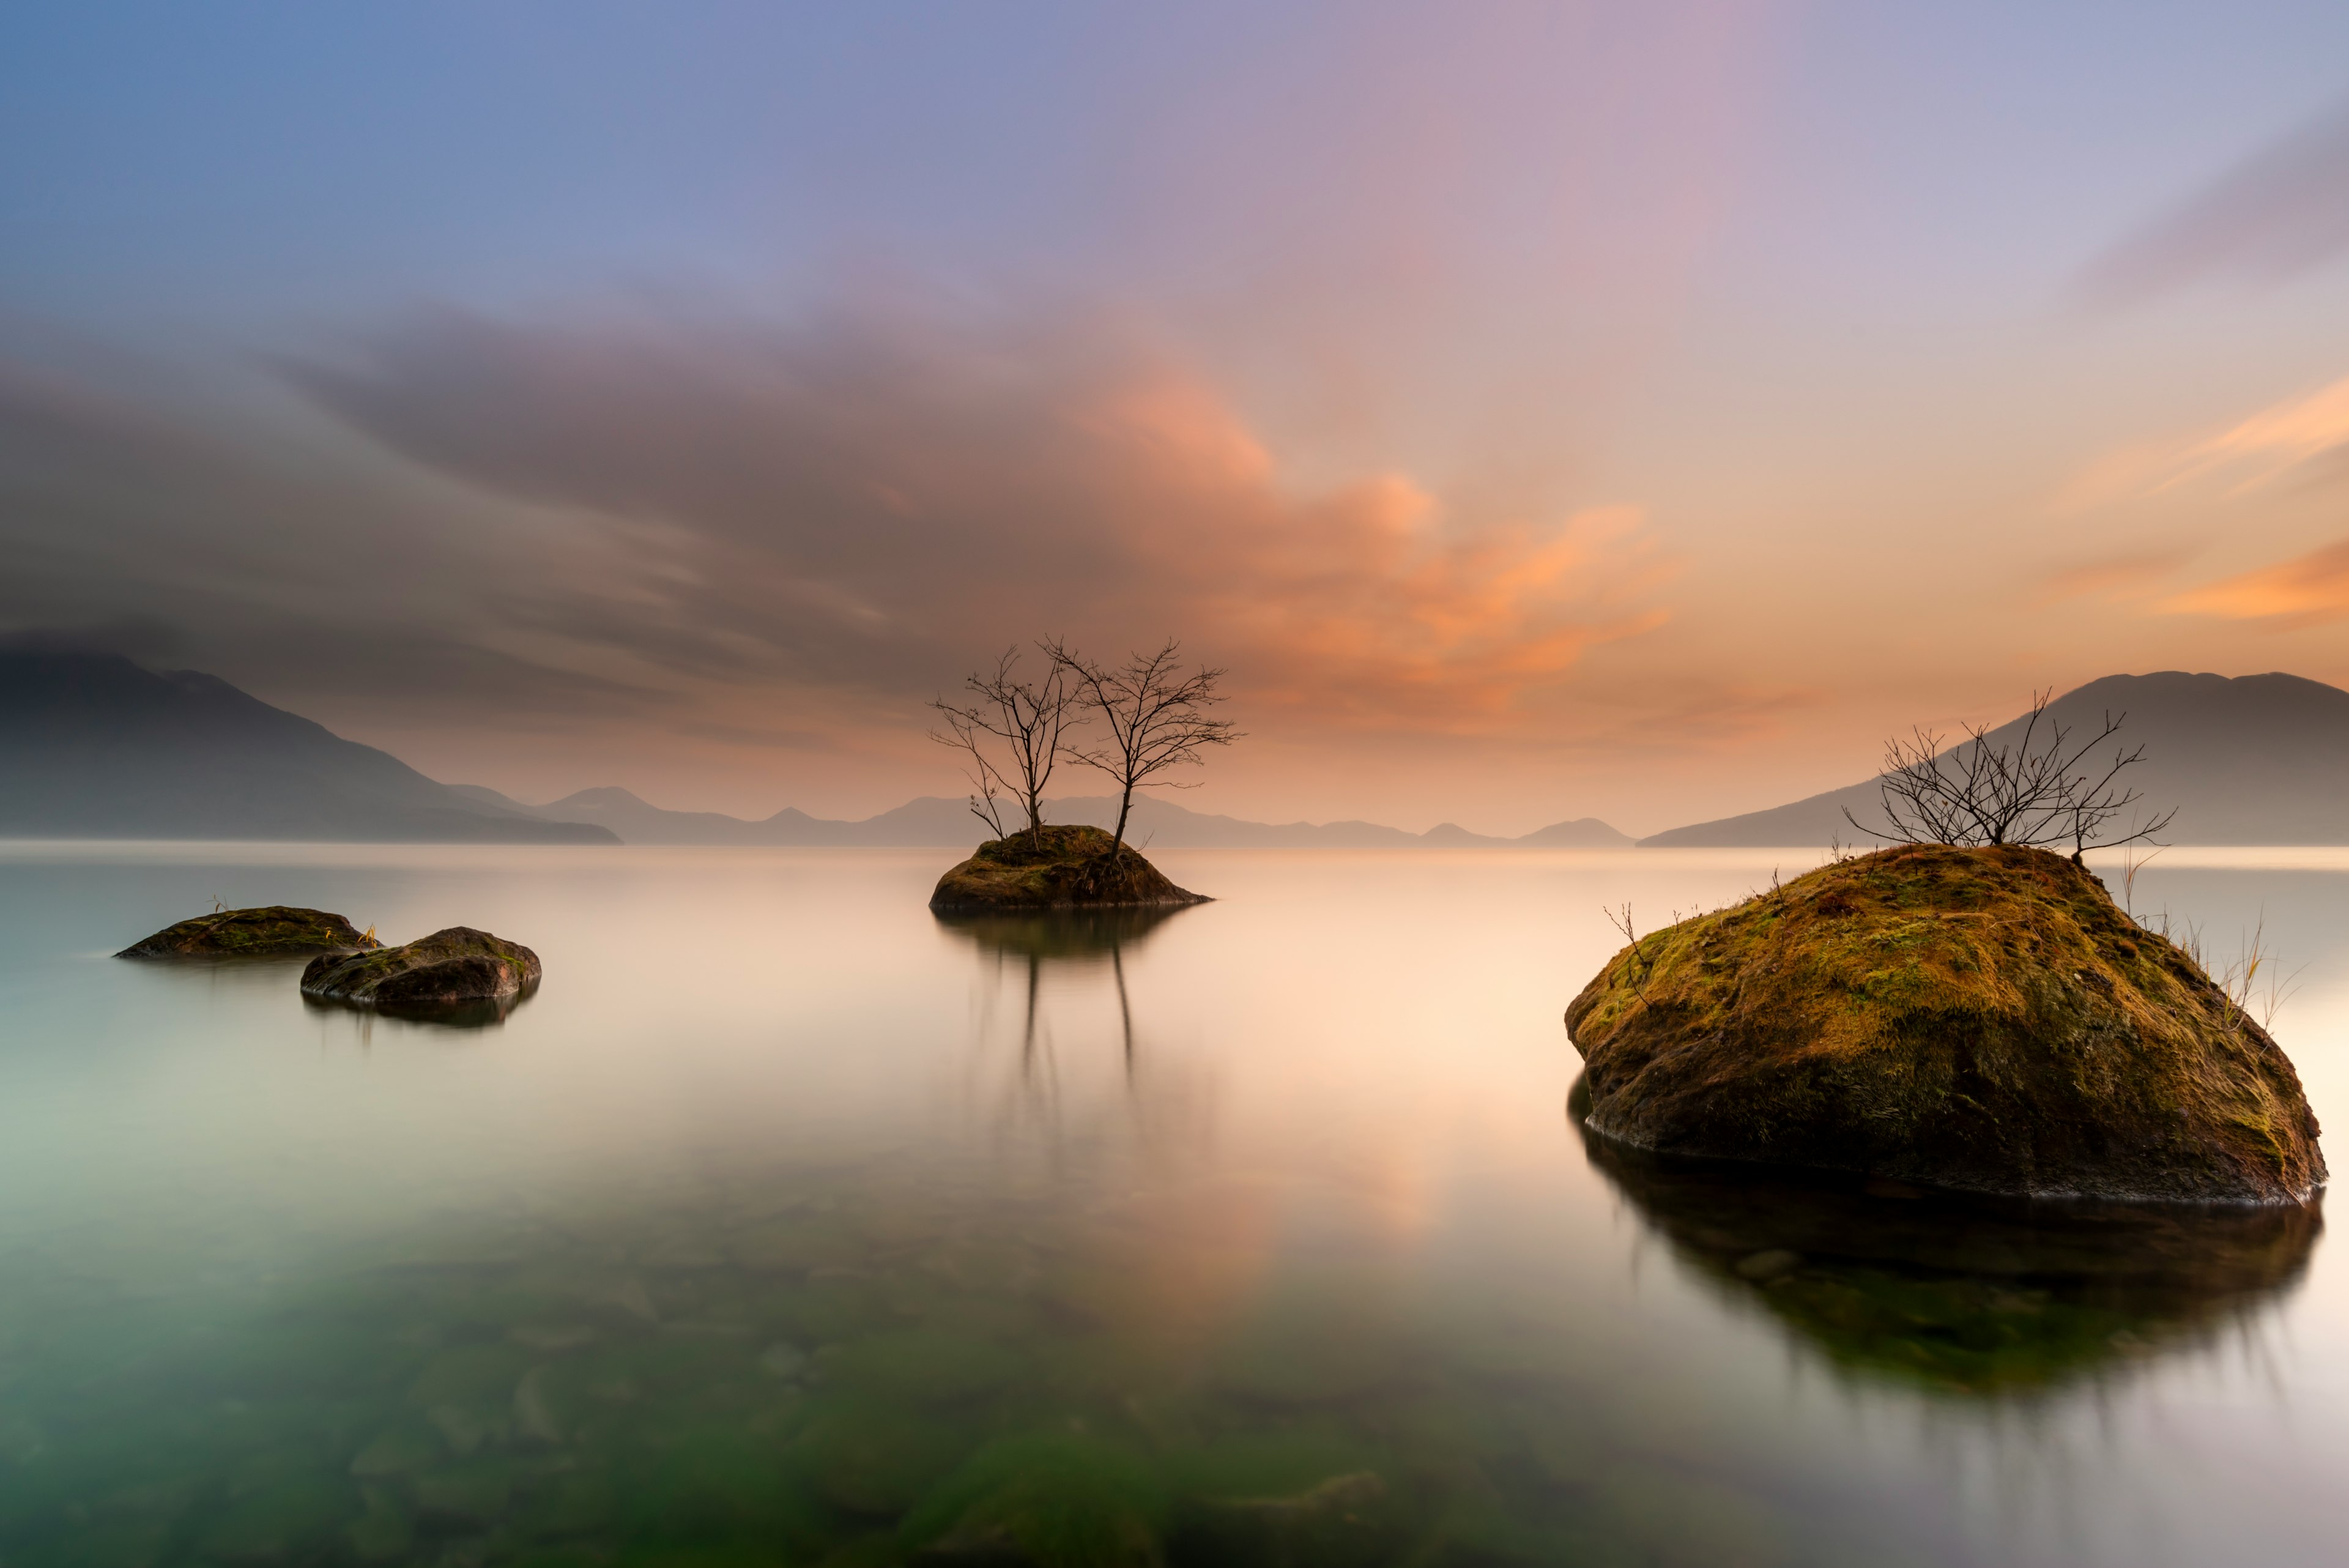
116,904,380,957
116,905,540,1018
930,824,1208,913
303,927,543,1013
1566,843,2325,1205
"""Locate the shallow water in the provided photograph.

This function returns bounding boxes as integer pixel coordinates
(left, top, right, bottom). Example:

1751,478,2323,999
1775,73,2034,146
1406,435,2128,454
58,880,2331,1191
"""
1,842,2346,1567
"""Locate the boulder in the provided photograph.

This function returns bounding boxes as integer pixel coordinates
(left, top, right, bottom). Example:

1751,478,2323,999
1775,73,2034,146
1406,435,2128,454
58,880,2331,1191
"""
117,905,379,958
930,825,1208,912
301,927,541,1014
1565,844,2325,1204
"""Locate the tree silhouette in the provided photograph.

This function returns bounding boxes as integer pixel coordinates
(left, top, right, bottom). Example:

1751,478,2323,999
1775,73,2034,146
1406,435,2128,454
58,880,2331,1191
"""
1046,637,1238,857
929,645,1081,842
1844,690,2175,860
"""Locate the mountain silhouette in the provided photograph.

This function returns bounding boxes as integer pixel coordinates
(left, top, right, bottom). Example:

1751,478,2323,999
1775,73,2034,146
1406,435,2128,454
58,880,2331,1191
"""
0,650,615,844
1644,672,2349,847
461,783,1631,849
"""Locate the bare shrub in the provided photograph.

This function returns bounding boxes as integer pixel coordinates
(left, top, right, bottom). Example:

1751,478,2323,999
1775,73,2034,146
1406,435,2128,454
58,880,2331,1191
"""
929,646,1081,843
1842,689,2175,860
1047,638,1238,857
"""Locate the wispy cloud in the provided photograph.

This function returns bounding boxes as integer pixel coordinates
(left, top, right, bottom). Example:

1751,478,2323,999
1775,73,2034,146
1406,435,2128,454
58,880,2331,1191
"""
2160,537,2349,629
2079,100,2349,302
1,303,1673,762
2055,371,2349,509
286,305,1673,734
2166,374,2349,492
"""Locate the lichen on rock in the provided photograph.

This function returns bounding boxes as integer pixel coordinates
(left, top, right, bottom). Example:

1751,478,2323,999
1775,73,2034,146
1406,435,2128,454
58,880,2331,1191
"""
929,824,1208,912
1564,844,2325,1205
117,905,380,958
301,926,541,1017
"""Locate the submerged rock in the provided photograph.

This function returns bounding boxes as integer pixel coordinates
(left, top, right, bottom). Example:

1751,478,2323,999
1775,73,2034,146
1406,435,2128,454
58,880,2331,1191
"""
1565,844,2325,1204
930,825,1207,912
902,1433,1168,1567
1177,1472,1390,1568
300,927,541,1016
117,905,379,958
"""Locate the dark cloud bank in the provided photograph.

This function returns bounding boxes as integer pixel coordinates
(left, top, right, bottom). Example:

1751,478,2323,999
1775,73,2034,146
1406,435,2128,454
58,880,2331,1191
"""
1,303,1666,785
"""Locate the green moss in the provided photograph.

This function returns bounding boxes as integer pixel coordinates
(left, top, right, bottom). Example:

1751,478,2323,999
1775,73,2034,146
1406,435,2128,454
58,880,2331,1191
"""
1565,845,2326,1203
116,906,378,958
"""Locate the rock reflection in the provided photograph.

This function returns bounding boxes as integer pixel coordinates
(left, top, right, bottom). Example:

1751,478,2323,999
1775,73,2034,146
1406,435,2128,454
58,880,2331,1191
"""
937,907,1214,1168
1573,1079,2321,1396
300,987,533,1030
935,905,1189,1072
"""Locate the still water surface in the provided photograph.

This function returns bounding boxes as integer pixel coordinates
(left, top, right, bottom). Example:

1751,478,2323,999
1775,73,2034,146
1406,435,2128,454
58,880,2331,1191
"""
2,843,2347,1566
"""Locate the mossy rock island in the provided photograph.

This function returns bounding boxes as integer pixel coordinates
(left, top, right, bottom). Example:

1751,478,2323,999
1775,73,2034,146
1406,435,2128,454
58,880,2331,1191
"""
929,824,1208,912
117,905,380,958
1565,844,2325,1205
301,926,541,1016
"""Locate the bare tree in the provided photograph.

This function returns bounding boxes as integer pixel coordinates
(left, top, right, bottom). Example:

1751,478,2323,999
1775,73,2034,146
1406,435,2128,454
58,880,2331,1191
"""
1842,689,2175,859
1047,637,1238,858
929,646,1082,844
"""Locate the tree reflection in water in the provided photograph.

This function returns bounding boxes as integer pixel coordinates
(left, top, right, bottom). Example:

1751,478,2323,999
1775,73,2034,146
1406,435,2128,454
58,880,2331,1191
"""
1572,1078,2321,1397
934,906,1208,1159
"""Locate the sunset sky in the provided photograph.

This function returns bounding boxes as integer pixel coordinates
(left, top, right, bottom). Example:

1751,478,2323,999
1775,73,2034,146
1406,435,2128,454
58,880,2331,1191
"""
7,2,2349,836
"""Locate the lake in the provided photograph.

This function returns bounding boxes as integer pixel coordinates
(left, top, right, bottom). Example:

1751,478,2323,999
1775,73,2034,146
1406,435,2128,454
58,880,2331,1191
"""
2,841,2346,1567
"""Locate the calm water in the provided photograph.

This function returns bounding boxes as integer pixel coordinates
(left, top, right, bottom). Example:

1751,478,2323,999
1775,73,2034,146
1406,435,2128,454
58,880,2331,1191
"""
2,842,2347,1567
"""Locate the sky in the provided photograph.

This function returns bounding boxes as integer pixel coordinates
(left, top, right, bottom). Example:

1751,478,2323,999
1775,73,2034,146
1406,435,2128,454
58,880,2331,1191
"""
6,1,2349,837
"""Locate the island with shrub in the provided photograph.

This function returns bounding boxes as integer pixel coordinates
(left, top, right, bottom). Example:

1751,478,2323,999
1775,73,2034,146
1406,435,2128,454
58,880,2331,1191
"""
1567,695,2326,1206
927,637,1233,912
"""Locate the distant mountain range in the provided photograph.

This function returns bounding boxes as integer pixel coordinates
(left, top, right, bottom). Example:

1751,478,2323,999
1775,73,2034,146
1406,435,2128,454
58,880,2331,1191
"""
0,651,615,844
14,653,2331,849
453,782,1631,849
1643,672,2349,847
0,650,1626,847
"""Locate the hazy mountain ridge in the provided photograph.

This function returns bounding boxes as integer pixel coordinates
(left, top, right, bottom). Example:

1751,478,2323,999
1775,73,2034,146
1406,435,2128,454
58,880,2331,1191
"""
0,651,616,844
1644,672,2349,847
468,783,1633,849
45,654,2342,850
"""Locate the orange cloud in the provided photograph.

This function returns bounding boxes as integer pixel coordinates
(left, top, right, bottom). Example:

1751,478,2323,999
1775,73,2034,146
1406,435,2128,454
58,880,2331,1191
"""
285,311,1673,741
2064,373,2349,511
2160,537,2349,628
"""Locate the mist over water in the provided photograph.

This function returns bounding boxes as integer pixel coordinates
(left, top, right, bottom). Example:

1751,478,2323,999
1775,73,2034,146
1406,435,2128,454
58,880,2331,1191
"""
2,844,2346,1566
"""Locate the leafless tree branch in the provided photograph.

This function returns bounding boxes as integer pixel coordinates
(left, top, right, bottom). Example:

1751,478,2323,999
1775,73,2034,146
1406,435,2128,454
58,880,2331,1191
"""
929,645,1082,844
1045,637,1239,858
1841,690,2177,858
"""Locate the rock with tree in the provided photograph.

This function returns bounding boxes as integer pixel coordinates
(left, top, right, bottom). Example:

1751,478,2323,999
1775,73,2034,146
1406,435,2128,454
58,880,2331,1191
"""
1567,701,2325,1204
927,639,1233,910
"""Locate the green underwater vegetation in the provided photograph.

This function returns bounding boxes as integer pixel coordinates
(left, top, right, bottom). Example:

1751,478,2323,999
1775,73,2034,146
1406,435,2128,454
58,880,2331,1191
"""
0,1150,2089,1568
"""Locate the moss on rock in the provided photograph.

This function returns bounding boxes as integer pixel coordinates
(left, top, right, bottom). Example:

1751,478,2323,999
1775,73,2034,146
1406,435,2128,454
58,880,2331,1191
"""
117,905,380,958
1564,844,2325,1204
929,825,1207,912
300,926,541,1016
